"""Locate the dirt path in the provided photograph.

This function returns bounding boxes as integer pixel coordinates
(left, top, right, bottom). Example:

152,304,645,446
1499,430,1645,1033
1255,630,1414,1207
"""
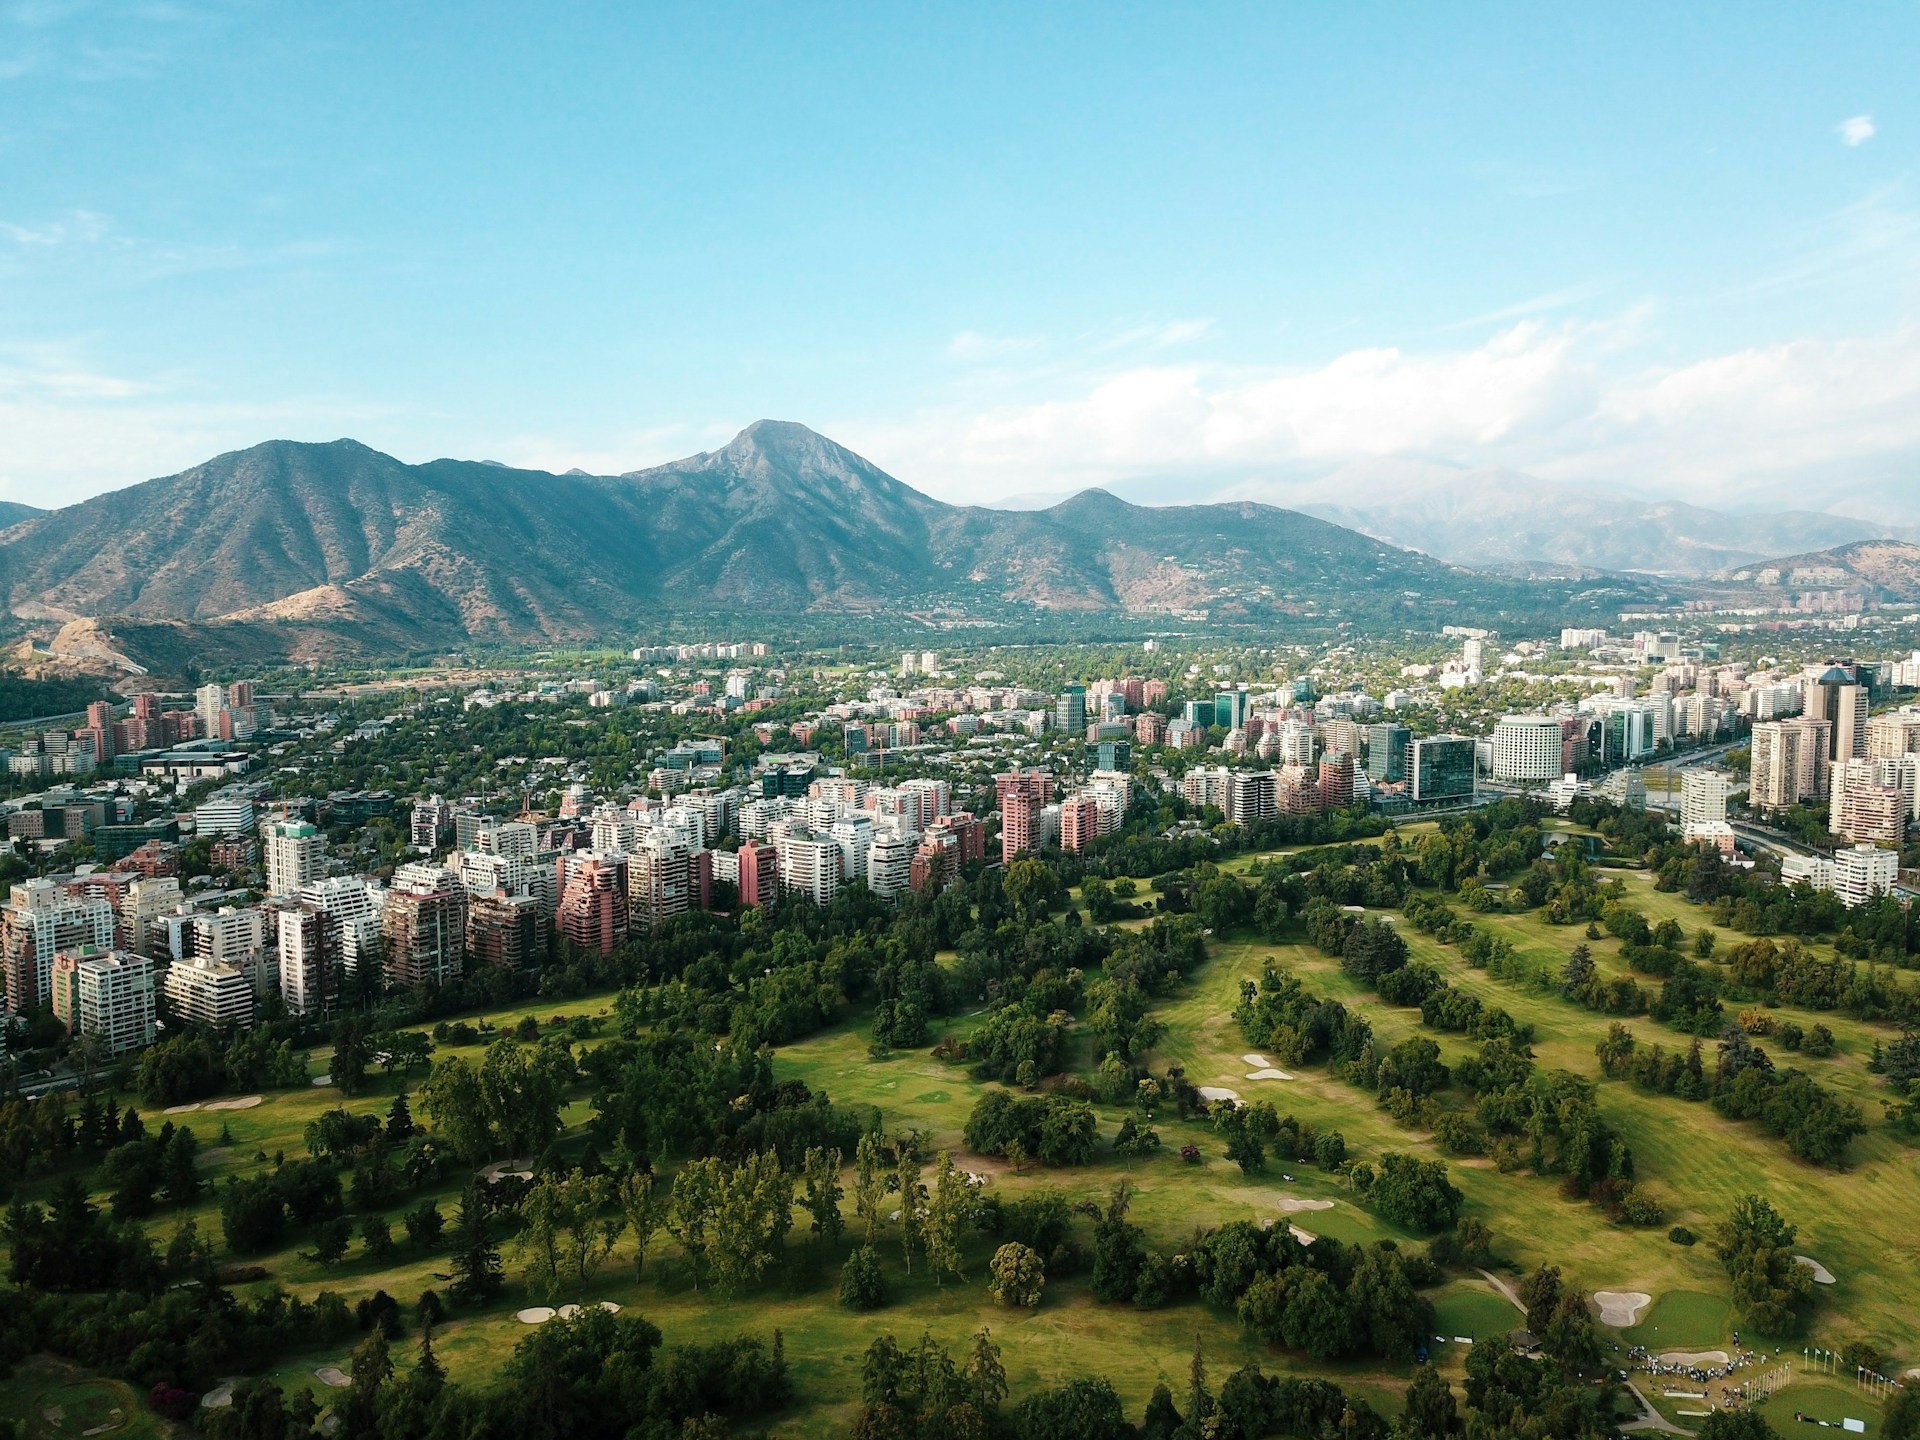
1477,1268,1526,1314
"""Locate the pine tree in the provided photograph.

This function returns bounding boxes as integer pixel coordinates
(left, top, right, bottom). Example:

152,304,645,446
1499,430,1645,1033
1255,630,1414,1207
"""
446,1182,504,1306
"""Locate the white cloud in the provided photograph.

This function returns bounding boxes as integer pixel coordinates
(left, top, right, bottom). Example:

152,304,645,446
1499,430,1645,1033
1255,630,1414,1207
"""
1839,114,1876,147
0,208,108,246
945,330,1039,363
845,317,1920,518
0,340,398,504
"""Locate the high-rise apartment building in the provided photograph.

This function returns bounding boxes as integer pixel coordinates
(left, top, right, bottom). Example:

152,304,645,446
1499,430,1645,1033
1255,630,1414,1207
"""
276,900,334,1017
555,852,629,954
466,891,546,971
1,879,117,1012
1680,769,1731,840
1867,710,1920,760
1224,770,1278,827
51,949,155,1055
1318,753,1356,809
411,795,452,852
299,877,386,979
1783,845,1901,908
775,835,843,907
163,957,255,1029
1273,721,1315,768
1829,759,1911,847
263,818,325,896
456,849,556,916
628,831,694,931
1750,718,1832,812
996,770,1052,863
1059,795,1101,853
735,839,778,909
866,832,916,896
121,876,184,958
1803,668,1869,761
383,864,468,988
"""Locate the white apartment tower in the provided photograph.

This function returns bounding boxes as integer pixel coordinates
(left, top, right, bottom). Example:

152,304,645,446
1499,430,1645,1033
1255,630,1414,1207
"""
263,818,326,897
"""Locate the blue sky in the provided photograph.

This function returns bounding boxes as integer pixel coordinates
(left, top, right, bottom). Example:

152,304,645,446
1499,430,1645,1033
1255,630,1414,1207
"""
2,1,1916,515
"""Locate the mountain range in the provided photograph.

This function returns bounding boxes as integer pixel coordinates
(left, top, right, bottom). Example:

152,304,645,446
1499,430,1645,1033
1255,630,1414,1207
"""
0,422,1586,668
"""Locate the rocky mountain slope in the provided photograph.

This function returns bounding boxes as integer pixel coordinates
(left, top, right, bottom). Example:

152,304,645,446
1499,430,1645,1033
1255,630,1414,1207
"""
1719,539,1920,600
0,421,1598,657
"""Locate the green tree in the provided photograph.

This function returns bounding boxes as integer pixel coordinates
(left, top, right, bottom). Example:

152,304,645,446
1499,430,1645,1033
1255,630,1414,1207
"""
1518,1264,1563,1335
617,1170,665,1280
801,1145,846,1257
446,1182,504,1306
854,1131,885,1247
305,1214,353,1270
924,1151,969,1285
987,1242,1045,1309
838,1243,888,1310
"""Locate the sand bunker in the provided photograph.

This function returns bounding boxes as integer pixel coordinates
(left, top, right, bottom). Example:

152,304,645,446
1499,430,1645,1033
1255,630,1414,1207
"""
1592,1290,1652,1327
1794,1255,1836,1284
1276,1197,1335,1214
1245,1068,1295,1081
556,1304,581,1318
480,1158,536,1182
314,1366,350,1388
1198,1086,1241,1103
1241,1054,1271,1067
516,1307,555,1324
164,1102,202,1115
1657,1350,1729,1368
204,1095,264,1111
1287,1224,1317,1246
201,1380,239,1409
311,1075,331,1086
599,1301,621,1313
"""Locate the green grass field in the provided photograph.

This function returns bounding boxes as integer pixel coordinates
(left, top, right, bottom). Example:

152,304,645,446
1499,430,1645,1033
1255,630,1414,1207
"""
0,1359,166,1440
7,843,1919,1437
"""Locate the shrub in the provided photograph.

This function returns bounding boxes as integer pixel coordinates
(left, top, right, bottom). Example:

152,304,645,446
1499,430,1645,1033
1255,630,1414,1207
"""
1669,1226,1695,1245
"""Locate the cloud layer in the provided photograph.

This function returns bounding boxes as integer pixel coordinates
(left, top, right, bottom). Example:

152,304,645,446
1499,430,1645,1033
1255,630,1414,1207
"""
847,318,1920,519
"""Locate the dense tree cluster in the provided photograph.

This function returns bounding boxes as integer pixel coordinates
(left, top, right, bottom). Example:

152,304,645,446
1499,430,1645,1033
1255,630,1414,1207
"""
1596,1023,1866,1166
1714,1194,1817,1335
963,1090,1099,1167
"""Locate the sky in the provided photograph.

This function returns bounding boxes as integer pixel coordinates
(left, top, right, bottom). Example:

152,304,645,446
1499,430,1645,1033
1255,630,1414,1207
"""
2,1,1917,518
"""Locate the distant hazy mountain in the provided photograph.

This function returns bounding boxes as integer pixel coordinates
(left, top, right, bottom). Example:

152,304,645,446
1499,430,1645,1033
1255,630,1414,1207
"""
1720,539,1920,600
0,421,1556,658
0,501,45,530
1296,468,1907,575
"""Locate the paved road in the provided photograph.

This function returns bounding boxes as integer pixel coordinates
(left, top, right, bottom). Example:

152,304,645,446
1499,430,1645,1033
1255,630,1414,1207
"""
1622,1382,1696,1436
